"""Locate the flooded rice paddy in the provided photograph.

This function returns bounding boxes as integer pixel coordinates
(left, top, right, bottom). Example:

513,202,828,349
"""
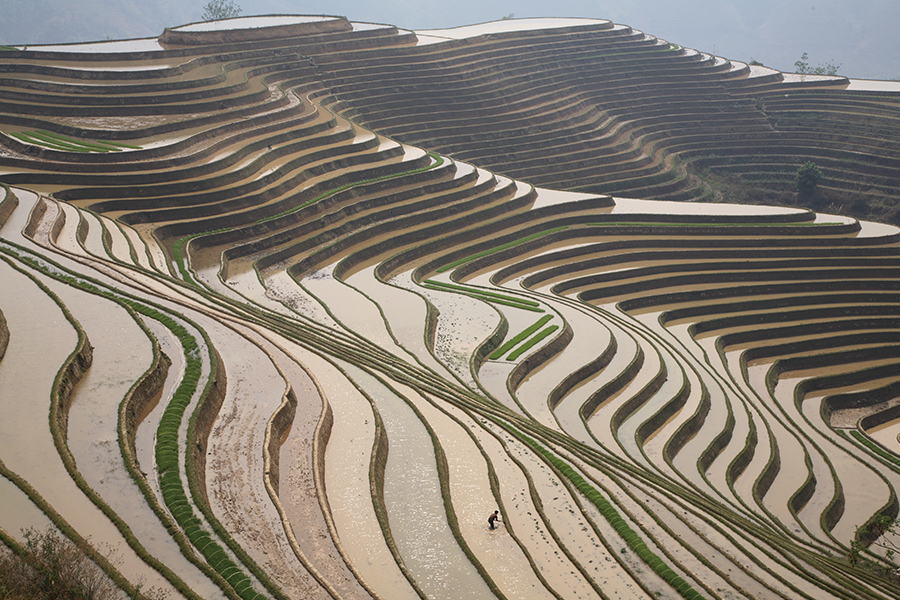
2,14,900,600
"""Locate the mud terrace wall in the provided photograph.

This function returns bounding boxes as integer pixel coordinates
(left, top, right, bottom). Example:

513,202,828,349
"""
1,14,900,600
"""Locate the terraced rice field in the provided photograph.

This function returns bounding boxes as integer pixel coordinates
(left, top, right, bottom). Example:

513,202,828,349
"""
1,14,900,600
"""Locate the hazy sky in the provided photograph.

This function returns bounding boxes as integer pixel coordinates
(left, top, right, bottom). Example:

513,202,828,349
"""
2,0,897,80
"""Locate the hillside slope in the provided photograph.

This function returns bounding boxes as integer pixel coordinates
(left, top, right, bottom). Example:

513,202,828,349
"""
1,15,900,600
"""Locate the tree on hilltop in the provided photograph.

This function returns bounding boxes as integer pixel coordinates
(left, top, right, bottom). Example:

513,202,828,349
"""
202,0,242,21
794,52,841,76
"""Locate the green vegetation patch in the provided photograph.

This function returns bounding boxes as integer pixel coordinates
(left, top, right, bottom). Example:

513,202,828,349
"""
436,226,568,273
847,430,900,472
520,434,708,600
10,130,141,153
173,154,446,284
507,325,559,361
423,279,543,312
490,314,553,359
261,153,445,222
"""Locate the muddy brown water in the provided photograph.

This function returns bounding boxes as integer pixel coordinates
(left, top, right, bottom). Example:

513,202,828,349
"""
621,471,845,600
868,418,900,454
467,420,611,598
273,337,375,600
472,414,641,598
50,201,83,255
610,343,687,470
677,356,746,497
80,212,109,260
574,322,651,449
300,267,422,366
391,271,501,390
0,473,56,540
100,216,134,264
347,266,459,383
0,261,180,596
637,316,754,503
476,361,524,416
579,459,850,600
318,354,420,600
745,364,839,541
411,392,557,600
491,293,610,429
200,316,329,598
344,365,497,600
119,224,164,272
262,269,344,327
43,272,221,598
787,381,897,544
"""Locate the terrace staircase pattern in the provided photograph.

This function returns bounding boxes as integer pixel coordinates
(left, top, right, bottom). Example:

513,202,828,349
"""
313,22,900,208
1,15,900,600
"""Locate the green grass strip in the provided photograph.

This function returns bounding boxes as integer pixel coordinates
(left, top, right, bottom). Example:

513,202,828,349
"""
10,131,91,152
260,153,445,223
436,226,568,273
847,430,900,471
423,281,543,312
585,221,831,228
519,434,708,600
507,325,559,361
29,131,115,153
172,154,446,283
489,315,553,359
424,279,540,307
10,130,142,153
35,130,142,152
31,131,118,152
37,130,142,151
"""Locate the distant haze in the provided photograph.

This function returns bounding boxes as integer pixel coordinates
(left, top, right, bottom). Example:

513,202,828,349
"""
1,0,897,80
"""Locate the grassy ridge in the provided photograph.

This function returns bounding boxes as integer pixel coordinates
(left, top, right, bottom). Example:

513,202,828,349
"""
424,279,543,312
0,239,265,600
490,315,554,359
145,311,267,600
11,130,141,152
507,325,559,361
436,226,568,273
520,434,707,600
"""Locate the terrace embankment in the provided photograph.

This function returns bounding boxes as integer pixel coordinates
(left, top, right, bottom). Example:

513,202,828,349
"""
0,308,7,361
4,14,900,600
309,22,900,221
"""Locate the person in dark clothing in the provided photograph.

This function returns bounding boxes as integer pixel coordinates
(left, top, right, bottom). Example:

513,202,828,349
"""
488,510,501,529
